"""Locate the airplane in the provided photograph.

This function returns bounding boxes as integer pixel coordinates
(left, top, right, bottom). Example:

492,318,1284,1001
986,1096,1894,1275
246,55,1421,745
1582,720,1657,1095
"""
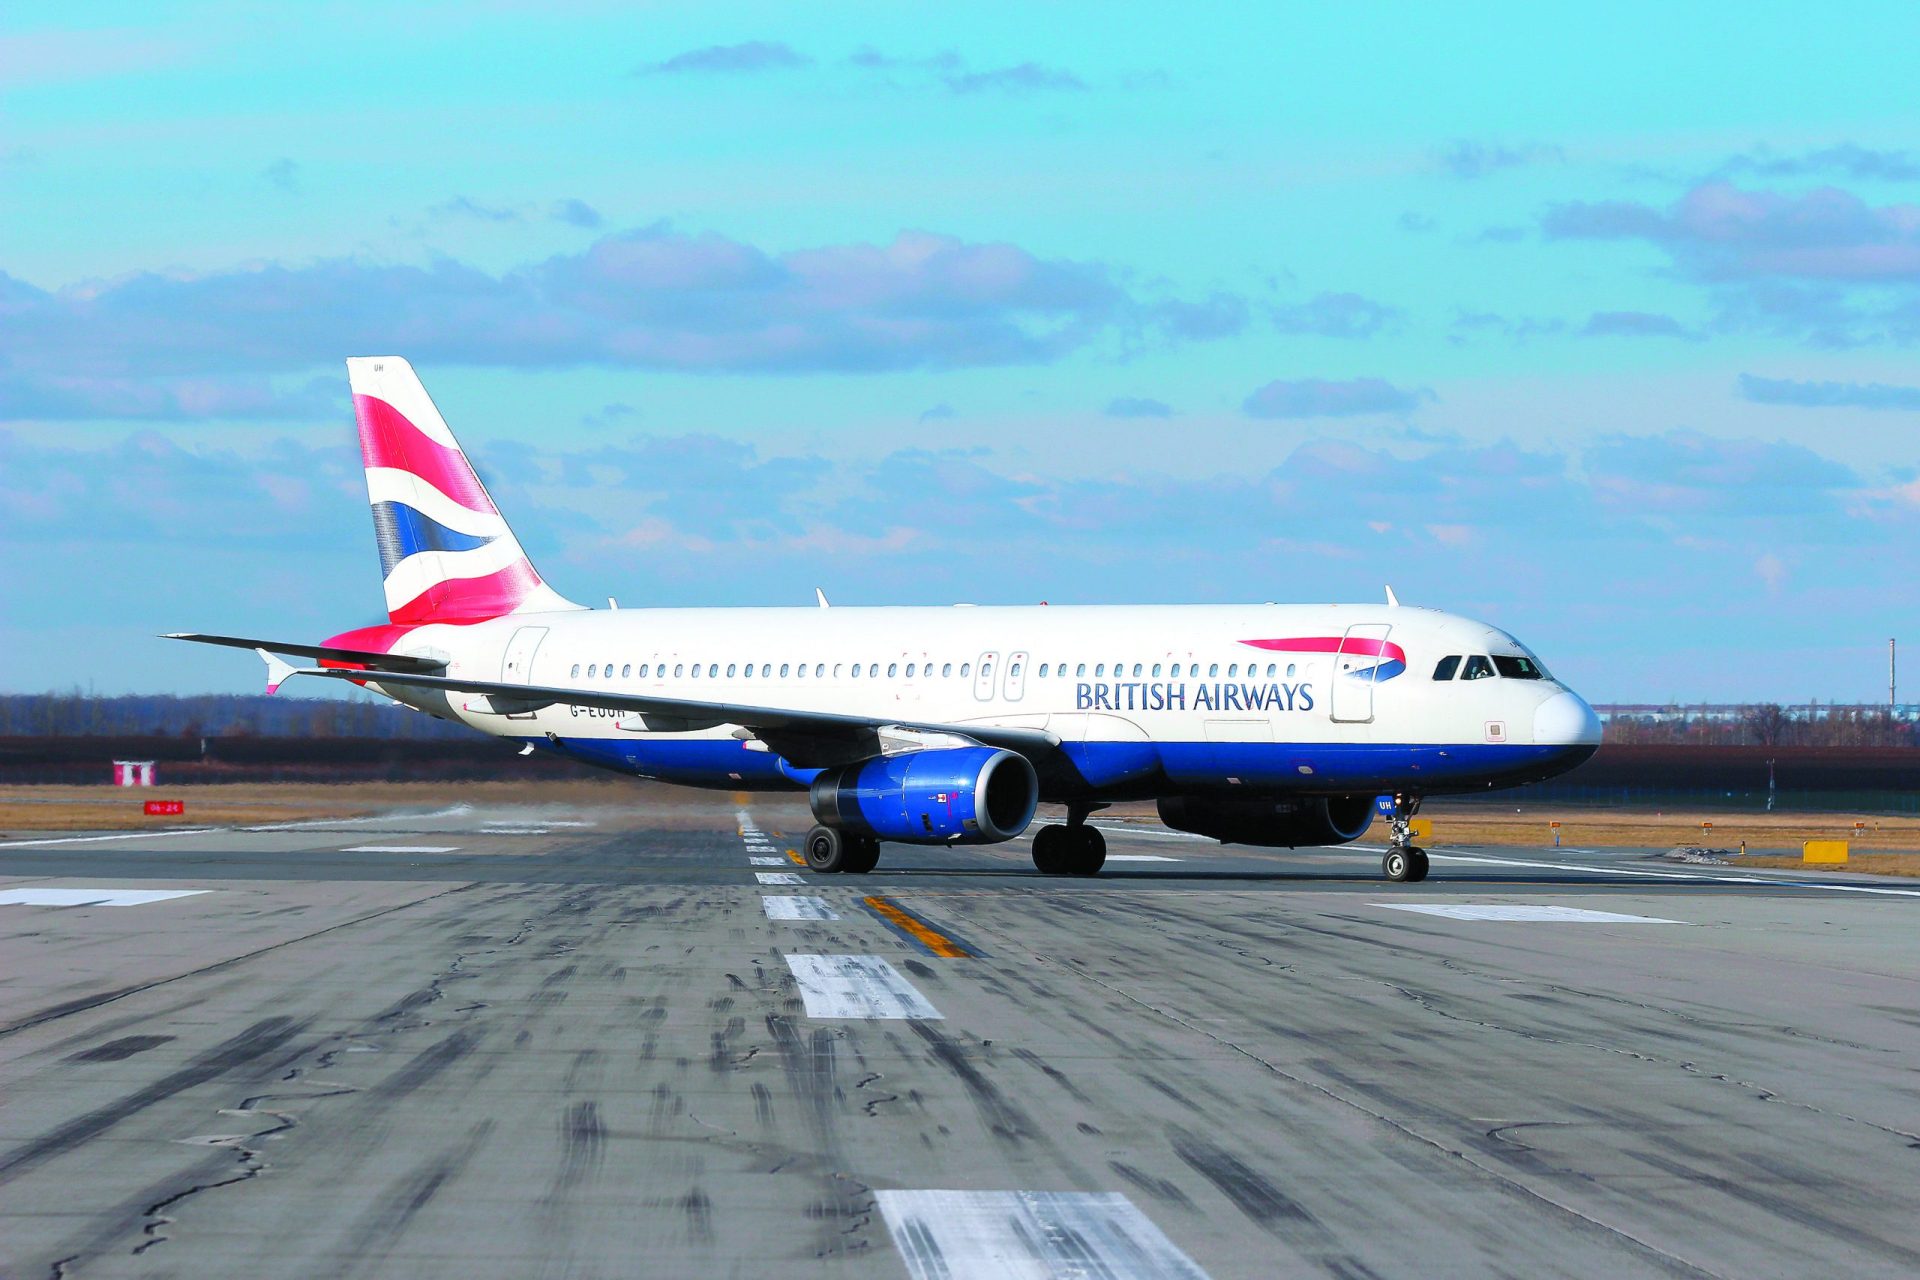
171,357,1602,882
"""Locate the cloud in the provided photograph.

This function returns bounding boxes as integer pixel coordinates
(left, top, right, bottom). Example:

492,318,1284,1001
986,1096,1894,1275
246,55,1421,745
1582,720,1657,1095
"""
431,195,522,223
1583,431,1857,516
1438,140,1564,180
1149,293,1248,339
1269,292,1398,338
1738,373,1920,410
849,47,961,71
0,225,1238,386
638,42,811,75
551,198,604,229
1397,212,1437,233
1542,180,1920,282
1580,310,1694,339
0,374,336,423
1104,396,1172,418
943,63,1086,95
917,403,955,422
1718,144,1920,183
1241,377,1427,419
262,158,298,194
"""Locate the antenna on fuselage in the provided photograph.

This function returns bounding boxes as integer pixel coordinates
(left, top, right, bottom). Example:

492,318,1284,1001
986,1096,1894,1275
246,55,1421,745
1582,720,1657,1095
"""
815,588,831,608
1384,585,1401,607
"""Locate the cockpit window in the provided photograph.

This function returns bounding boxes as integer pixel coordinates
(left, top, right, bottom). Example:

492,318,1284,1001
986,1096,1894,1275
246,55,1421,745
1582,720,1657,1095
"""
1432,655,1461,681
1493,655,1545,680
1461,655,1496,680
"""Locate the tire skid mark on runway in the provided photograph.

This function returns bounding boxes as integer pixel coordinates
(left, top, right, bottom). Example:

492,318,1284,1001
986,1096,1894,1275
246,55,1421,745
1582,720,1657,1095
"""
945,892,1732,1279
0,1017,311,1182
876,1189,1213,1280
0,884,473,1039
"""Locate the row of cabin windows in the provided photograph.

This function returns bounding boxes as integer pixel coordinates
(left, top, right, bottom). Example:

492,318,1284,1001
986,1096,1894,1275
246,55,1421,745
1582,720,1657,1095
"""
1431,654,1547,681
566,659,1303,682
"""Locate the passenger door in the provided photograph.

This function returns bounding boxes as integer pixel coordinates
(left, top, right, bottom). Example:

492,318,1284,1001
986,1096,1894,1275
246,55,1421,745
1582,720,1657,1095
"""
1329,624,1392,724
973,651,1000,702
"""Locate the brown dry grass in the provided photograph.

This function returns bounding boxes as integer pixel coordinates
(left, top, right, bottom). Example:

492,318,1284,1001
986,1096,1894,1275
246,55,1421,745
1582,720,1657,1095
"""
1740,853,1920,878
0,779,641,833
1383,805,1920,853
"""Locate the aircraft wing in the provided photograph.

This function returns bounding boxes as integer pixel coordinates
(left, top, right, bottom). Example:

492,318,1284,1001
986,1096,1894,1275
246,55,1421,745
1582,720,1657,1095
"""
246,660,1061,768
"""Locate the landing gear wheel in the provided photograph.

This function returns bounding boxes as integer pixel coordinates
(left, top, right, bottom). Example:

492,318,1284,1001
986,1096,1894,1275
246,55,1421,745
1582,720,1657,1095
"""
1382,847,1414,882
1068,825,1107,876
804,824,850,873
1405,848,1429,882
842,835,882,875
1032,824,1069,874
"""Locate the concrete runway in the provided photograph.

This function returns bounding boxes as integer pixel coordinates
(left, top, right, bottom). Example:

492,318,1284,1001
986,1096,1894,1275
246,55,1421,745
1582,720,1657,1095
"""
2,796,1918,1278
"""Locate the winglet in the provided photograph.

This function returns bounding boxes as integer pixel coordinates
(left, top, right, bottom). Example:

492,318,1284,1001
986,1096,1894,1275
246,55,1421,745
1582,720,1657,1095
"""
1384,585,1401,607
255,647,298,695
815,588,830,608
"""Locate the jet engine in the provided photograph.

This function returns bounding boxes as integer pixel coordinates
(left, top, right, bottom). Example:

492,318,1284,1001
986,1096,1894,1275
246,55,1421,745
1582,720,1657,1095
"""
809,747,1039,845
1156,794,1374,847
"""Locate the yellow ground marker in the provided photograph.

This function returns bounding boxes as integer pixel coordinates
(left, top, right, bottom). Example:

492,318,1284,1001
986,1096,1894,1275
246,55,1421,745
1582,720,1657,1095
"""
1410,817,1433,841
786,848,805,865
1803,840,1849,864
862,896,973,958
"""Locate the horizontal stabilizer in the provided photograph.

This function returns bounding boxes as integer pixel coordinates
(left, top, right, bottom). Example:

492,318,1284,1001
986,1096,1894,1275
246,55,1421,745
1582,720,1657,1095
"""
164,633,446,674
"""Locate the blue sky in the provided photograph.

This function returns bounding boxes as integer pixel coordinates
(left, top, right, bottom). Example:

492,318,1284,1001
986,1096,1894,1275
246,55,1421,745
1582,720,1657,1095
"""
5,2,1919,701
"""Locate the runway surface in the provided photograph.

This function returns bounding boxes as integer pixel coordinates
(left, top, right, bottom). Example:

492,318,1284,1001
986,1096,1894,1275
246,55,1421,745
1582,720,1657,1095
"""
3,795,1918,1278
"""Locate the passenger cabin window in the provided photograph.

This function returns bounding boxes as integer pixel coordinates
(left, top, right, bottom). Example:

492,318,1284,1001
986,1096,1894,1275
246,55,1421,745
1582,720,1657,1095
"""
621,664,631,678
815,664,824,678
1461,655,1496,680
1433,655,1462,681
1010,662,1021,677
982,662,993,678
1077,663,1087,676
571,663,581,678
1209,663,1219,677
961,663,971,677
1152,663,1161,677
779,664,789,677
943,663,953,677
888,663,898,677
1038,663,1049,678
1095,663,1106,676
1493,655,1545,680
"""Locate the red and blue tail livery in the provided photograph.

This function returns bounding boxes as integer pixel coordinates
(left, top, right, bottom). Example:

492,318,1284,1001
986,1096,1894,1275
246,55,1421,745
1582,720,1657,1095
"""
348,357,579,626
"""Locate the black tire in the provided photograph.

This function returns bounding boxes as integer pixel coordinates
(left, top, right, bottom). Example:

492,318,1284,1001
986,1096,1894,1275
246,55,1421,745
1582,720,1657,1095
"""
843,836,882,874
1382,847,1413,882
805,824,849,873
1068,825,1107,876
1032,824,1067,874
1406,848,1430,882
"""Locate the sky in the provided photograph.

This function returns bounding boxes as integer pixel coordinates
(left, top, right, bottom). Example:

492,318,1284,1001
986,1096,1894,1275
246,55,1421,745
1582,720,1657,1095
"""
4,1,1919,703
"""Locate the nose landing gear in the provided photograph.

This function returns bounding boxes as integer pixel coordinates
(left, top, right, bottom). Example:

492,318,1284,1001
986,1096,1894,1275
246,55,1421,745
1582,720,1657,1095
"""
1383,794,1430,883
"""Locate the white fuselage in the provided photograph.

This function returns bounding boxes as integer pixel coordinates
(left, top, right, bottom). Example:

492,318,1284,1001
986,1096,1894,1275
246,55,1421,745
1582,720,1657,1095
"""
368,601,1600,801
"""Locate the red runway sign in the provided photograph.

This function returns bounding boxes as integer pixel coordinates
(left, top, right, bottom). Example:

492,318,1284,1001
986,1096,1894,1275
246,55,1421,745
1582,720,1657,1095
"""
144,799,185,816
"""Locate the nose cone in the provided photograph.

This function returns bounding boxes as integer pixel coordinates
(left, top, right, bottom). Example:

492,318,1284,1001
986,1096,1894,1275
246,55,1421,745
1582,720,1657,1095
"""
1534,689,1602,747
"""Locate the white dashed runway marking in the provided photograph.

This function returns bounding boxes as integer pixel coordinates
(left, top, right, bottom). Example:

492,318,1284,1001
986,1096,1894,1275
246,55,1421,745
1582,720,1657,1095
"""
749,857,790,866
762,896,840,921
756,871,807,885
0,888,210,908
784,954,942,1019
876,1189,1209,1279
1105,854,1181,862
1378,903,1682,924
342,845,460,854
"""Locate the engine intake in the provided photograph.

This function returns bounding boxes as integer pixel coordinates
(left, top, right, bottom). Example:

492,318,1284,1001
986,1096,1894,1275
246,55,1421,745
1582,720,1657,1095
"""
1157,794,1374,847
810,747,1039,845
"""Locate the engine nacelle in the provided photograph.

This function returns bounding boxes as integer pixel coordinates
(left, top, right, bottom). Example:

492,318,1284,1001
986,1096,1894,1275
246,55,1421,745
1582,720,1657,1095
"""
1156,794,1375,848
809,747,1039,845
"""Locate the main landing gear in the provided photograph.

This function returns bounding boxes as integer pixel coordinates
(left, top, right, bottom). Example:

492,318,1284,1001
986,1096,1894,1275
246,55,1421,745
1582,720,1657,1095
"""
804,825,881,874
1383,793,1429,883
1031,806,1107,876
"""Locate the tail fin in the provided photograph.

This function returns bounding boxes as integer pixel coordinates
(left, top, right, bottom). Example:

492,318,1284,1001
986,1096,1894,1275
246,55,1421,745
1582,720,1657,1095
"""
347,356,581,625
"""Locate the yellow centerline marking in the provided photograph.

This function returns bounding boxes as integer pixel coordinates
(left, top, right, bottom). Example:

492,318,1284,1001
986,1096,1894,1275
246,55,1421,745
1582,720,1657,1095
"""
863,896,973,958
786,848,805,865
